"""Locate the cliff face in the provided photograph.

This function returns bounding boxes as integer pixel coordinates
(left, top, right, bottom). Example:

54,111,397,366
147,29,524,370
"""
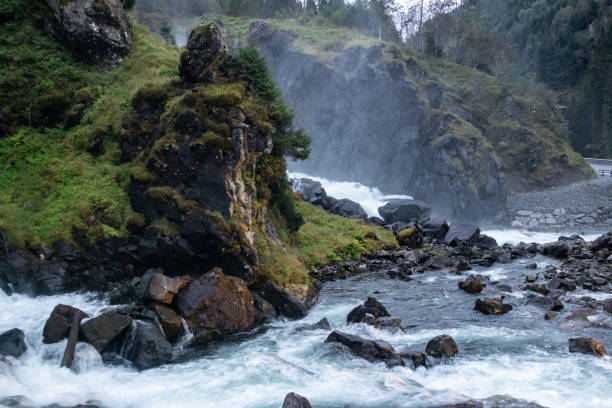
249,21,592,221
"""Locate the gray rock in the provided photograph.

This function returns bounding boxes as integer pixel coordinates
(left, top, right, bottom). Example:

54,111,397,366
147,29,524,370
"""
43,304,88,344
568,337,607,357
282,393,312,408
377,199,431,224
328,198,367,219
44,0,132,67
0,329,27,358
119,320,173,370
179,22,229,82
292,178,330,208
445,222,480,245
517,210,532,216
325,330,403,367
425,334,458,358
80,311,133,352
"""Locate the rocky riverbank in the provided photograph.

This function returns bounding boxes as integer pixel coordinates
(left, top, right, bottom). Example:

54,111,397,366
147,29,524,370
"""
506,177,612,231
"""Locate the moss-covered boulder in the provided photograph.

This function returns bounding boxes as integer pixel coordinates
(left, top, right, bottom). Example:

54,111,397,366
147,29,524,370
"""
44,0,132,67
179,22,229,82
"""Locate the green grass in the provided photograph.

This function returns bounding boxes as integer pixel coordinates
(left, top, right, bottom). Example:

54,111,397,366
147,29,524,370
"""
256,200,397,285
0,22,179,246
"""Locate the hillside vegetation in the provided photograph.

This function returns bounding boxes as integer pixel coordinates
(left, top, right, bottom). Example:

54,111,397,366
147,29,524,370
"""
0,1,395,286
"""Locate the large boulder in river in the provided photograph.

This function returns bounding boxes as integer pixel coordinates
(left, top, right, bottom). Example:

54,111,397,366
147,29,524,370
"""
444,222,480,246
282,393,312,408
292,178,330,208
179,22,229,82
138,269,189,305
325,330,403,367
119,320,173,370
0,328,27,358
425,334,458,358
378,199,431,224
175,268,261,340
152,304,183,343
474,298,512,315
568,337,607,357
347,297,390,324
422,218,449,240
396,225,423,248
262,281,308,319
80,310,133,352
43,304,88,344
43,0,132,67
458,274,487,294
327,198,367,219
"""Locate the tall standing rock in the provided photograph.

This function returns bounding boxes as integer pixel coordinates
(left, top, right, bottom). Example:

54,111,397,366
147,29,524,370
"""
179,22,229,82
43,304,89,344
43,0,132,67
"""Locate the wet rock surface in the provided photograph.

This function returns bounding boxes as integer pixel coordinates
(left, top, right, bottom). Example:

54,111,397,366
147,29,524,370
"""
425,334,458,358
281,393,312,408
0,328,27,358
568,337,607,357
474,298,513,315
43,304,88,344
325,330,404,367
43,0,132,67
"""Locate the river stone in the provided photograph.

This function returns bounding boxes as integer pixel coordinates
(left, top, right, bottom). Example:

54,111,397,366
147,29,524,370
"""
80,311,133,352
325,330,403,367
282,392,312,408
425,334,458,358
347,297,390,324
568,337,607,357
292,178,330,208
152,304,182,343
175,268,261,338
378,199,431,224
43,0,132,67
400,351,427,369
0,328,27,358
262,281,308,319
179,22,229,82
43,304,89,344
458,274,486,294
604,299,612,315
296,317,331,332
119,320,173,370
422,218,449,240
445,222,480,245
396,226,423,248
474,298,512,315
433,402,483,408
143,270,189,304
327,198,367,219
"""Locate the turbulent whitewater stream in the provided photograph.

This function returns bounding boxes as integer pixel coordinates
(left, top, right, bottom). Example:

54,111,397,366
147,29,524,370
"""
0,177,610,408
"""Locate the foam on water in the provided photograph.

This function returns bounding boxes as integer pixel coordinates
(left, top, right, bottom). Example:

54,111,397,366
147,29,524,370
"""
288,172,412,218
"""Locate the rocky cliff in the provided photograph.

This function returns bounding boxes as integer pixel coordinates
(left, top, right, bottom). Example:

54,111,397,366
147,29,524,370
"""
247,21,593,221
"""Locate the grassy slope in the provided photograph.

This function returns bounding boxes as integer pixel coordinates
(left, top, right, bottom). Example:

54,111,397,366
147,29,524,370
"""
0,23,178,246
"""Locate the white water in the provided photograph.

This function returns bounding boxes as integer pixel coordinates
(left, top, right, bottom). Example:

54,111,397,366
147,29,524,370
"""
482,229,602,246
288,172,412,218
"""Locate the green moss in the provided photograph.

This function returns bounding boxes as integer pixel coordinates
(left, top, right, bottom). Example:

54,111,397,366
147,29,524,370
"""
150,217,180,237
202,82,245,106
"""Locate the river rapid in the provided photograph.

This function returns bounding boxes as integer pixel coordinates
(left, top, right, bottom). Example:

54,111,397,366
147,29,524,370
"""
1,176,611,408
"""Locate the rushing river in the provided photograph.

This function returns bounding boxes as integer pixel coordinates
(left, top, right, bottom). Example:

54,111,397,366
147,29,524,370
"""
1,244,611,408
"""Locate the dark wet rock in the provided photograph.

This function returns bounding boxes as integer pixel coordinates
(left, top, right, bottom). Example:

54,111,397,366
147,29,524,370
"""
252,293,277,322
474,298,512,315
80,311,133,352
525,263,538,270
568,337,607,357
367,216,386,226
422,218,449,240
327,198,367,219
425,334,458,358
0,329,27,358
397,226,423,248
523,283,548,295
292,178,330,208
458,274,486,294
480,394,547,407
451,257,471,274
325,330,403,367
43,304,88,344
119,320,173,370
175,268,262,339
262,281,308,319
386,266,413,281
604,299,612,315
476,234,498,250
347,297,390,324
296,317,331,332
140,269,189,304
400,351,427,369
44,0,132,67
432,402,483,408
152,304,182,343
179,22,229,82
540,241,570,259
445,222,480,246
282,392,312,408
376,316,403,331
378,199,431,224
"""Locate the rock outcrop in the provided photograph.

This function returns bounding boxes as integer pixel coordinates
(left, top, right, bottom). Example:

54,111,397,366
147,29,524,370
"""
282,393,312,408
378,199,431,224
43,0,132,67
179,22,229,82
